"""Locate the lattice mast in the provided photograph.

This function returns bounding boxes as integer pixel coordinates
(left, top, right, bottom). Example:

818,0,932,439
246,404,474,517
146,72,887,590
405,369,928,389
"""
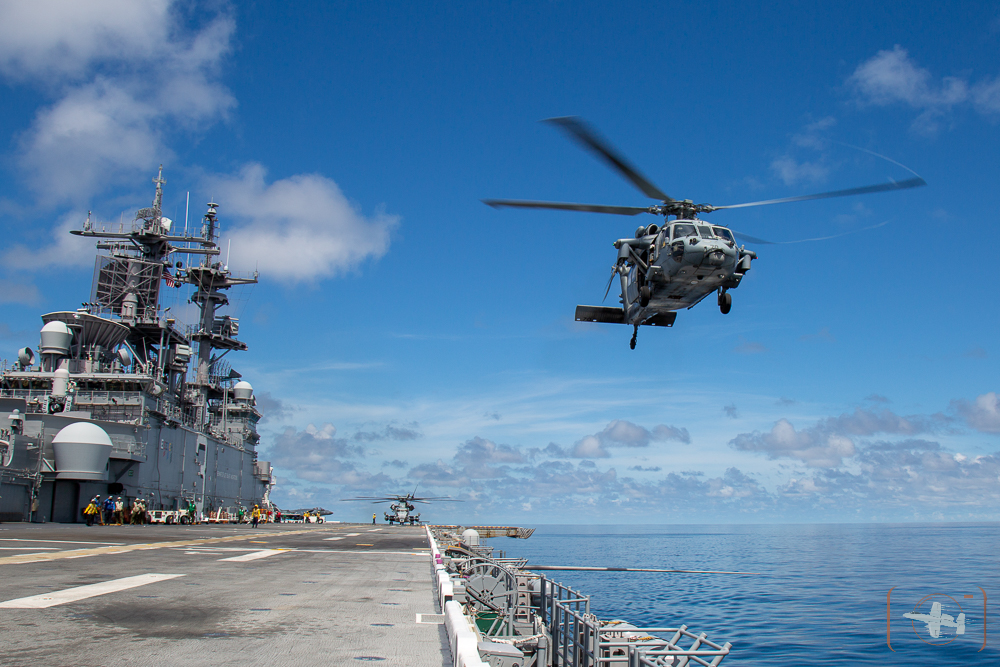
72,166,258,429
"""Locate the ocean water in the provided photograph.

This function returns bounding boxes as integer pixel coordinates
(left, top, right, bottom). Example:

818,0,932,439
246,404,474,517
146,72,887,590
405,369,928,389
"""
509,523,999,666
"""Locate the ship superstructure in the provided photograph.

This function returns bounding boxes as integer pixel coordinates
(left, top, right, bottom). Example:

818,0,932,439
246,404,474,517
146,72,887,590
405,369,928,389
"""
0,168,272,523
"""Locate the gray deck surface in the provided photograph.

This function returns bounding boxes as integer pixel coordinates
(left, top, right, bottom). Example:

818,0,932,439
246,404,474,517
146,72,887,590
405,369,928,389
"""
0,522,449,666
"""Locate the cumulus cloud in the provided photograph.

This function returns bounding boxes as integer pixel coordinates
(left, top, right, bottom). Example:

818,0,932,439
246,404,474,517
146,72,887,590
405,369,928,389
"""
352,423,421,442
732,418,856,468
953,392,1000,433
408,459,469,488
777,442,1000,517
254,391,294,424
385,421,1000,519
214,164,399,282
2,2,235,201
792,116,836,149
263,423,390,487
570,419,690,458
3,212,97,270
1,3,398,286
0,0,174,80
730,407,946,468
847,45,1000,133
771,156,829,186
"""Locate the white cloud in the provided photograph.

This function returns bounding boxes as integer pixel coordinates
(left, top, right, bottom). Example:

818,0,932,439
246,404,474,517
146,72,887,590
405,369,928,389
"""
1,2,235,202
214,164,399,282
0,0,172,80
2,212,95,270
847,45,1000,133
730,407,947,468
569,419,690,458
731,418,857,468
848,45,967,109
261,422,392,487
771,156,829,185
953,392,1000,433
1,4,396,286
972,78,1000,113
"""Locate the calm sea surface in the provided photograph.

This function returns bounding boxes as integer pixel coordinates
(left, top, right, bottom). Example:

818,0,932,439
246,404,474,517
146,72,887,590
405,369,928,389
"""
508,523,999,666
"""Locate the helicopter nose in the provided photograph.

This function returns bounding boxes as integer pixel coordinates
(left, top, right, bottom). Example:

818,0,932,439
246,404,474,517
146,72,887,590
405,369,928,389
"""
704,249,727,266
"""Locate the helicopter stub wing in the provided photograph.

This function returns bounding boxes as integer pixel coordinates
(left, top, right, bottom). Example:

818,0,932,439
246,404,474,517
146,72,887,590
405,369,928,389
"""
642,312,677,327
576,306,678,328
576,305,626,324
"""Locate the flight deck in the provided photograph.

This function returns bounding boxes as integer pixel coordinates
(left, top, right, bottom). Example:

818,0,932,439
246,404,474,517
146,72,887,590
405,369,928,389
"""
0,523,447,666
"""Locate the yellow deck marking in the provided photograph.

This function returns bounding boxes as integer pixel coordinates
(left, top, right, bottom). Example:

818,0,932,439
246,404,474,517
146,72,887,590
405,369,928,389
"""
0,526,340,567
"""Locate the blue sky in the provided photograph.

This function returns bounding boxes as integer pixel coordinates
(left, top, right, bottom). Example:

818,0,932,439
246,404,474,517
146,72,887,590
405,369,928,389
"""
1,1,999,523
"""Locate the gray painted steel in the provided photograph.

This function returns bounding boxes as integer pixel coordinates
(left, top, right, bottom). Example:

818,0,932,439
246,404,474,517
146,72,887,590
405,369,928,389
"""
0,169,271,523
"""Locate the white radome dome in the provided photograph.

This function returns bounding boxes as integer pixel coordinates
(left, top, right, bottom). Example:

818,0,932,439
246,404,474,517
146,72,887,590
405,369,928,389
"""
233,380,254,402
41,321,71,334
53,422,113,447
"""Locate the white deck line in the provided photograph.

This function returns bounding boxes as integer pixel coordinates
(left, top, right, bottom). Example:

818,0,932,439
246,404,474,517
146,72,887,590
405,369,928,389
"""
0,547,58,550
323,537,344,541
217,549,288,562
343,533,361,536
0,539,125,545
0,574,185,609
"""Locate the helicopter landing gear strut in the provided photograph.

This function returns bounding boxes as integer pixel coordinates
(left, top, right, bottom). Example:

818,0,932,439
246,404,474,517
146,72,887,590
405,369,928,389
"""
630,325,638,350
718,289,732,315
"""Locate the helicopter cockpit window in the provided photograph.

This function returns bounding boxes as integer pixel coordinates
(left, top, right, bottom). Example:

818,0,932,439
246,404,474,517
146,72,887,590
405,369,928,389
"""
713,227,735,243
672,223,696,239
697,226,715,238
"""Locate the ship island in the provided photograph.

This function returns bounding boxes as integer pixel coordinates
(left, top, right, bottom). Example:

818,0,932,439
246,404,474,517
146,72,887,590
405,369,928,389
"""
0,168,271,524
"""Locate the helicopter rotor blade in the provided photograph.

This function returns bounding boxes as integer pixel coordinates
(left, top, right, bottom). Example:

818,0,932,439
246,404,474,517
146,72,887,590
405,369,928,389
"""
544,117,672,202
732,232,775,245
483,199,652,216
713,176,926,210
602,266,618,302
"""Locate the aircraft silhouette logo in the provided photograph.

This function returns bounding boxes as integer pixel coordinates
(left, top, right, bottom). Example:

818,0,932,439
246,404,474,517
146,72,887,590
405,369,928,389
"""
903,600,965,639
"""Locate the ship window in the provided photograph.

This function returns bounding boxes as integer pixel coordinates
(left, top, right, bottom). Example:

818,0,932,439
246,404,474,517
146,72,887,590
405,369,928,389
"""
697,226,714,238
713,227,735,243
672,223,695,239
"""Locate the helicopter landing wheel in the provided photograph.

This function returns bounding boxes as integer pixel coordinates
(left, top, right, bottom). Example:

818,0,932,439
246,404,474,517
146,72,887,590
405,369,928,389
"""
630,325,638,350
639,286,651,307
719,291,732,315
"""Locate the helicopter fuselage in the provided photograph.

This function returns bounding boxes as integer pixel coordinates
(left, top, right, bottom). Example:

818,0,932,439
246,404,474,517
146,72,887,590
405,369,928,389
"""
617,219,754,319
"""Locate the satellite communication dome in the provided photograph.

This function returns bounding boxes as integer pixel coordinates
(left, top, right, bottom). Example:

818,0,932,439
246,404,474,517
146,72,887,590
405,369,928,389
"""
52,422,113,481
462,528,481,546
53,422,113,447
233,380,253,402
39,320,72,356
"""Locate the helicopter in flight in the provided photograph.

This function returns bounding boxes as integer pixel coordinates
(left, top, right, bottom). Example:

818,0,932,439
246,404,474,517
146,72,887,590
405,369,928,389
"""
484,117,926,349
340,491,461,525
